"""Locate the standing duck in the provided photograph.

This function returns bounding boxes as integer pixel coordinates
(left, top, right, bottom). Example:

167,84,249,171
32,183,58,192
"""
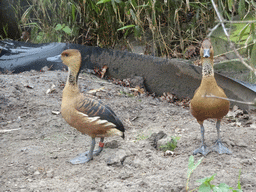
190,39,230,156
49,49,125,164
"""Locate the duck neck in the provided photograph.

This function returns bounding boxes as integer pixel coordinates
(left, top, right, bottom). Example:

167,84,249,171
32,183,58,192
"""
63,68,81,97
67,68,79,86
202,58,214,77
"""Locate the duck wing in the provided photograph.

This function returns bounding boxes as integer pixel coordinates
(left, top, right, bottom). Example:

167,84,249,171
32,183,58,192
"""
75,96,125,134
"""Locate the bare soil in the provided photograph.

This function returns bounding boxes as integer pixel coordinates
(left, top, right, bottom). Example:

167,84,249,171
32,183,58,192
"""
0,70,256,192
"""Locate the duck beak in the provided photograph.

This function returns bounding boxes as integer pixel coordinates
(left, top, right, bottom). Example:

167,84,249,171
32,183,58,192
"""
47,54,62,62
203,49,210,58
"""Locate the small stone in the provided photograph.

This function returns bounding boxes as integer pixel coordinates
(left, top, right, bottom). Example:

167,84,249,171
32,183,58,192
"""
148,131,167,148
46,169,54,178
105,149,127,166
34,170,40,175
105,140,119,149
164,150,174,156
41,66,49,72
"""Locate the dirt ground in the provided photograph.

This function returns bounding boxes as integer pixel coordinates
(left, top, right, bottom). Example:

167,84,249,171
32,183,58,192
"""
0,70,256,192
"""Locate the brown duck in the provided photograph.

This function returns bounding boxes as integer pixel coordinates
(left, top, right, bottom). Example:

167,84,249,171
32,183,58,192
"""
50,49,125,164
190,39,230,156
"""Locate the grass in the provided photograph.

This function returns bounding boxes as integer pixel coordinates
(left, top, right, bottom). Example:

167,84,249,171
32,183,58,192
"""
186,155,243,192
8,0,256,80
11,1,253,53
159,136,180,152
135,133,149,141
119,90,134,97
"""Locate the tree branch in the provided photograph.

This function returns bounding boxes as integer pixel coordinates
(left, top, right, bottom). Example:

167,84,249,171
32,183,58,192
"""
210,0,256,76
203,95,256,107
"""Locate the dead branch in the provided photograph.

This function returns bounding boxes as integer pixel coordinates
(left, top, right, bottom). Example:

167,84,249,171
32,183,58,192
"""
210,0,256,76
203,94,256,106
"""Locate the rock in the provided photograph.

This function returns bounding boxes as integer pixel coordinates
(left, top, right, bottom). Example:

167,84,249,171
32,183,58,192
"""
130,76,145,88
240,172,256,186
41,66,49,72
164,150,174,156
34,170,40,175
105,149,127,166
235,139,247,147
105,140,119,149
148,131,167,148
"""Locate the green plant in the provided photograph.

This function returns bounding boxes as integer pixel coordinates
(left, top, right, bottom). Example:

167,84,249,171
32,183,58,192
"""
135,133,149,141
159,136,180,152
119,90,134,97
11,0,256,64
186,155,243,192
13,0,81,43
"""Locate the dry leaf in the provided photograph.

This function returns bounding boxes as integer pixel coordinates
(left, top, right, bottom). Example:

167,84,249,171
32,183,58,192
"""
101,65,108,78
88,87,105,94
52,111,60,115
46,84,56,94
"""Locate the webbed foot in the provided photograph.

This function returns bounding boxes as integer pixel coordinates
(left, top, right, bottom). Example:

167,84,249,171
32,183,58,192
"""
211,139,231,154
193,144,210,156
70,155,92,164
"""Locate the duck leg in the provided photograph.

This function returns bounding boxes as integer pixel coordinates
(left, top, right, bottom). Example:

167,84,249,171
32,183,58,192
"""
70,137,104,164
79,137,105,156
193,123,210,156
211,120,231,154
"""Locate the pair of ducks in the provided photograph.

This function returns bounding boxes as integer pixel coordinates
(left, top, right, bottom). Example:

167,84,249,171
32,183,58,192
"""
52,39,230,164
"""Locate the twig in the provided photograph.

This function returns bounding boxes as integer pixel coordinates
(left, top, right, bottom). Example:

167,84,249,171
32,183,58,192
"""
219,20,256,24
0,128,21,133
210,0,256,76
203,94,256,106
214,42,256,58
207,23,220,37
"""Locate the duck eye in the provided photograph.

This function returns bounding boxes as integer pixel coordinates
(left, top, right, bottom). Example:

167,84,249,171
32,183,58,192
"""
64,53,69,57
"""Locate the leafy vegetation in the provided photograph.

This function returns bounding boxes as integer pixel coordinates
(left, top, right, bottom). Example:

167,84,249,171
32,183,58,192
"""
186,155,243,192
9,0,256,81
12,1,255,52
159,136,180,152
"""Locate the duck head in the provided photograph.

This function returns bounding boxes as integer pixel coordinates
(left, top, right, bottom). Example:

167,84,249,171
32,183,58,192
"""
200,39,214,77
47,49,82,74
60,49,82,75
200,39,214,60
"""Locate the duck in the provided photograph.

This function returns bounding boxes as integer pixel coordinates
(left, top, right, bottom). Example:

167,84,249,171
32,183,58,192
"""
51,49,125,164
190,39,230,156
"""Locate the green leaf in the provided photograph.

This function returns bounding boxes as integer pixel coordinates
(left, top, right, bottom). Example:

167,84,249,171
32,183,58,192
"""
187,155,195,176
198,183,212,192
237,169,242,189
251,0,256,8
250,23,255,40
117,25,135,31
228,0,234,12
250,42,256,67
71,3,76,22
55,24,63,31
238,0,246,19
97,0,111,5
134,25,141,37
62,26,72,35
215,183,231,192
238,23,249,41
197,174,216,183
57,36,62,42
